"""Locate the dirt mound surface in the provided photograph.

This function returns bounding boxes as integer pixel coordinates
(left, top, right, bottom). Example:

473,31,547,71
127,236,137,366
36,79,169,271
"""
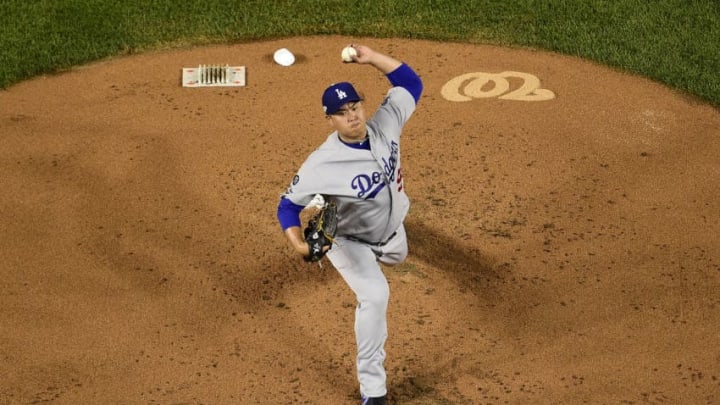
2,36,719,404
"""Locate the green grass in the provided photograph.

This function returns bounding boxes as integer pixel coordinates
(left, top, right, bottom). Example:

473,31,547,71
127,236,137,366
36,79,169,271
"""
1,0,718,105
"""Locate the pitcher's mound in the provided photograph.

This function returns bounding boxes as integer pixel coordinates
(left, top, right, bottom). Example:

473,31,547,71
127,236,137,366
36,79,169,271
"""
1,36,719,404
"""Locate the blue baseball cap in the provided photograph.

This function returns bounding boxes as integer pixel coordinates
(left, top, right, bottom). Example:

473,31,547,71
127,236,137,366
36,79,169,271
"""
322,82,362,115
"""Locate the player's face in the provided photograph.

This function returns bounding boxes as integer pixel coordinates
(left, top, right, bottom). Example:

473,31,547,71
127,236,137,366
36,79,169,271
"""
327,101,367,142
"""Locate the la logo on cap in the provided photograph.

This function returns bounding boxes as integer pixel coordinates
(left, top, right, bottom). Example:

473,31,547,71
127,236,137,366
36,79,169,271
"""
322,81,362,115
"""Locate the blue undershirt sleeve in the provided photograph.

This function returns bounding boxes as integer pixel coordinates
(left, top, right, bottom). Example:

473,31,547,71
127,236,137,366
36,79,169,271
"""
386,63,423,104
277,196,304,230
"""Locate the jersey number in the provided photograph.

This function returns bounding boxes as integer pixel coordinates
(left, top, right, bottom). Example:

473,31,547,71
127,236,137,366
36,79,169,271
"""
397,167,403,192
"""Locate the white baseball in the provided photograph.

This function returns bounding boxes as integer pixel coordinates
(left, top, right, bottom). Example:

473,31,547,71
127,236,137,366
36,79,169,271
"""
341,46,357,62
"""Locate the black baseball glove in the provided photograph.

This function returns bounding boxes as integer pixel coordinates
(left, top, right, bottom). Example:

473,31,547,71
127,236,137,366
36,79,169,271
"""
303,201,338,262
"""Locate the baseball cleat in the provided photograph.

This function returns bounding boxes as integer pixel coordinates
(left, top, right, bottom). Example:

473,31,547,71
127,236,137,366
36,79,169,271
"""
361,395,386,405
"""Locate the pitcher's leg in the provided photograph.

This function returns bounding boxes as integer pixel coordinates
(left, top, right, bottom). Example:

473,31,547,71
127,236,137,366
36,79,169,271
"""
327,240,389,398
376,224,408,265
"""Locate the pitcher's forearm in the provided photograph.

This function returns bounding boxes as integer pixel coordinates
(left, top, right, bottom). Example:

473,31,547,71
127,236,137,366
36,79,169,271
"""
352,45,402,74
284,226,309,256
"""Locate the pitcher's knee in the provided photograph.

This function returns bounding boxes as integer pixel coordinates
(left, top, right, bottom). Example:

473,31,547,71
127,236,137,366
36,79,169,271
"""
379,249,407,265
361,282,389,310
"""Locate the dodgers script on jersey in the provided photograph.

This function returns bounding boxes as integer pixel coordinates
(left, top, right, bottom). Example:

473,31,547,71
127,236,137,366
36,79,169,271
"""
283,86,417,244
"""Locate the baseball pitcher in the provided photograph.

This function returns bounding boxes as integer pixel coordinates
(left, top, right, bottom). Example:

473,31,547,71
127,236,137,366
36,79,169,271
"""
276,44,423,405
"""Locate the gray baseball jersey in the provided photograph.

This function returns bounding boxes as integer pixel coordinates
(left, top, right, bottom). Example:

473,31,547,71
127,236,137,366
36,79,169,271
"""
283,86,417,243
